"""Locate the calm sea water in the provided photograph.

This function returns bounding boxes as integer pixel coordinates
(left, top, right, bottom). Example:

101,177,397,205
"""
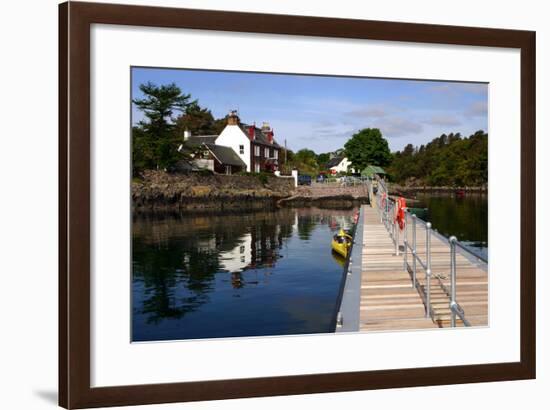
132,208,356,342
413,193,488,260
132,195,488,342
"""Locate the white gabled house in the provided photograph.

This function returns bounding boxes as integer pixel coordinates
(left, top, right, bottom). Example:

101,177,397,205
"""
183,110,282,173
215,115,253,171
326,156,354,174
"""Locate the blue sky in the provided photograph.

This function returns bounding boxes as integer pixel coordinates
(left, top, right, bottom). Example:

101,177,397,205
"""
131,67,488,153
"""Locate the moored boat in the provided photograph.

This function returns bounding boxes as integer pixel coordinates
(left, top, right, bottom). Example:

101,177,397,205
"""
331,229,353,258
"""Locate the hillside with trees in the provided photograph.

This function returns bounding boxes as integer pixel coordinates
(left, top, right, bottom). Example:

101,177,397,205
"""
387,131,488,187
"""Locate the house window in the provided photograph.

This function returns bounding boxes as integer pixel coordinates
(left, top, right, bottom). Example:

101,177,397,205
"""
264,147,269,158
254,162,260,172
254,145,260,156
274,150,278,159
239,145,244,155
225,165,231,175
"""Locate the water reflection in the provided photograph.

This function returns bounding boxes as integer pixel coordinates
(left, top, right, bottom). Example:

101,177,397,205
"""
414,193,488,259
331,252,347,268
132,208,357,341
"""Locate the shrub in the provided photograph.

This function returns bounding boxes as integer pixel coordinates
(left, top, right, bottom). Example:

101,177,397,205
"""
257,173,269,185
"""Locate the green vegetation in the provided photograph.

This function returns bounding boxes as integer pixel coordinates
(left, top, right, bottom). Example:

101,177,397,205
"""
132,82,197,174
174,103,217,136
131,82,487,186
344,128,391,170
132,83,237,176
286,149,318,175
387,131,488,186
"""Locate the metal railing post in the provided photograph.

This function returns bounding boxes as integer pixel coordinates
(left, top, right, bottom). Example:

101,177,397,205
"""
425,222,432,319
403,212,408,269
449,236,457,327
412,215,417,288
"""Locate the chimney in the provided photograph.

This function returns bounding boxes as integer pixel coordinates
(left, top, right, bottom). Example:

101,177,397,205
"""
261,122,274,144
248,125,255,141
227,109,240,126
183,130,191,141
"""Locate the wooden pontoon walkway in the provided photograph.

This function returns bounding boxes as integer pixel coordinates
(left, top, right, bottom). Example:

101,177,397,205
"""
359,205,488,332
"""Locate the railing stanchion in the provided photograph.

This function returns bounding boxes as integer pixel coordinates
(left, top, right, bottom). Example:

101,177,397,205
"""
373,173,484,328
450,236,457,327
412,215,417,288
425,222,432,319
403,212,408,270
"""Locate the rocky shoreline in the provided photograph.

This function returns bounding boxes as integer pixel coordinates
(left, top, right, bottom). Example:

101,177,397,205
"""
132,171,295,212
132,171,371,212
278,184,370,209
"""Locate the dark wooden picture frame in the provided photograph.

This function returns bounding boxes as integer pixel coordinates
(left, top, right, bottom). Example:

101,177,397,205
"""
59,1,536,408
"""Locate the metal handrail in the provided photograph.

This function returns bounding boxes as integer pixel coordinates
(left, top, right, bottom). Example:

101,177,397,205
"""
372,175,485,327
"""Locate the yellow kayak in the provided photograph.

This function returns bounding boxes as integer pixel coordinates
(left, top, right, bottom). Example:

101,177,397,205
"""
331,229,353,258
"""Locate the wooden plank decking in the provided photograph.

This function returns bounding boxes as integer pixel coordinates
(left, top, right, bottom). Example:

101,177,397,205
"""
359,205,488,332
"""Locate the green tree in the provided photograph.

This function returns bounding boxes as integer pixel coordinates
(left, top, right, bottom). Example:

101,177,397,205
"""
132,82,196,174
174,104,215,136
212,115,230,135
344,128,391,171
316,152,331,167
290,148,319,175
294,149,317,163
386,131,488,187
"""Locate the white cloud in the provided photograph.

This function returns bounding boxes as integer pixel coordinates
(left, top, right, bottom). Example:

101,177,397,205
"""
464,101,488,117
425,114,462,127
378,117,423,138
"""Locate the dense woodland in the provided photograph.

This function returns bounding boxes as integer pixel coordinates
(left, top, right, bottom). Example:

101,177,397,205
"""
387,131,488,187
132,82,488,187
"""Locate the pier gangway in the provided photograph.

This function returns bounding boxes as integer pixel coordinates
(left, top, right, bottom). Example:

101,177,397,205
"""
336,176,488,332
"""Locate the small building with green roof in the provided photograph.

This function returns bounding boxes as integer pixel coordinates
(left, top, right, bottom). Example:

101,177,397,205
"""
361,165,386,178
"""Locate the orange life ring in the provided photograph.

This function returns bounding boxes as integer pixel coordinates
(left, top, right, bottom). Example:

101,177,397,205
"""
395,197,407,230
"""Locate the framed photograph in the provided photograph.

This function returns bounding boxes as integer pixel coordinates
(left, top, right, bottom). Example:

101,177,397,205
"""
59,1,535,408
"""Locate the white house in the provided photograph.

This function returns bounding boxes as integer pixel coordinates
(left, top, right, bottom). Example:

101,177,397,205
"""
216,111,282,173
182,111,282,173
326,156,354,174
215,115,253,171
